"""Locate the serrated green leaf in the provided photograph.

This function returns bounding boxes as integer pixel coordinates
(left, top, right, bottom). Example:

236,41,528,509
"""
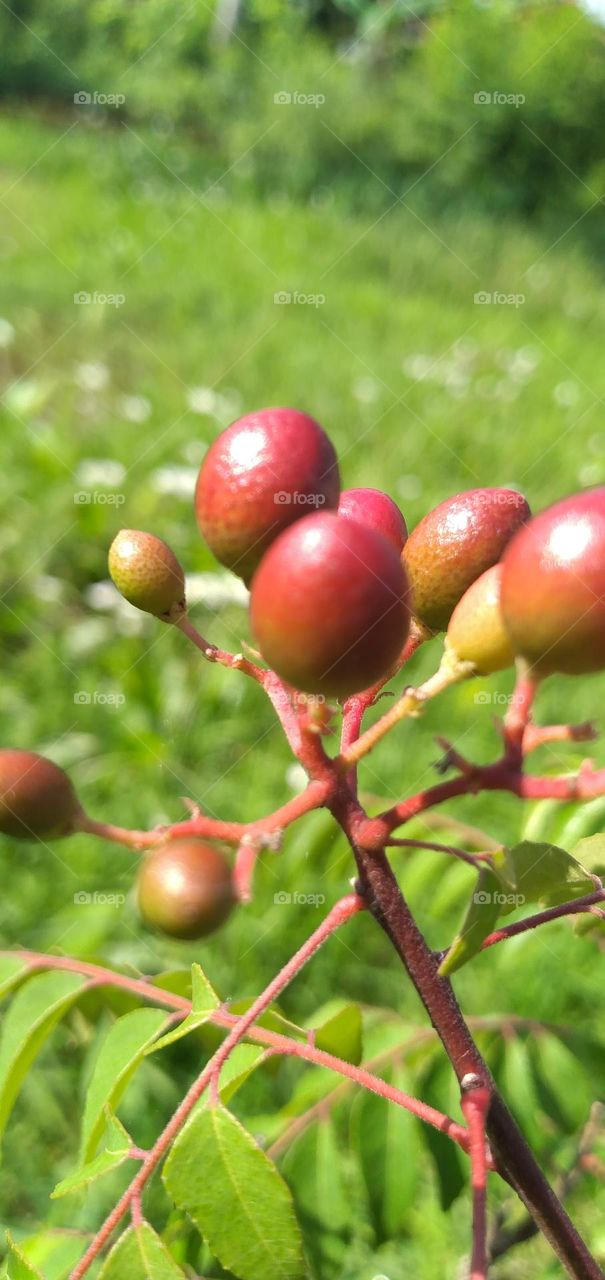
163,1105,306,1280
350,1063,419,1239
502,841,594,910
0,957,30,1002
0,971,85,1148
5,1235,45,1280
52,1111,132,1198
439,868,501,975
5,1232,84,1280
147,963,220,1054
281,1120,351,1278
81,1008,168,1161
97,1224,185,1278
150,971,193,999
312,1004,362,1066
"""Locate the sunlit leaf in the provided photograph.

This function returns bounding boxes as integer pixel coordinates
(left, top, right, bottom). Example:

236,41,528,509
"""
80,1008,168,1161
0,971,85,1148
97,1223,185,1278
163,1105,306,1280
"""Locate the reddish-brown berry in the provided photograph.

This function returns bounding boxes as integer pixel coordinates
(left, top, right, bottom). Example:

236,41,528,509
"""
403,488,530,632
137,838,235,940
444,564,514,677
108,530,186,619
0,749,80,840
337,487,408,553
250,512,410,698
194,407,340,583
501,487,605,676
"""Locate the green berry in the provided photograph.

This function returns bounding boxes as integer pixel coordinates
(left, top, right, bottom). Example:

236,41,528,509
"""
108,530,186,619
444,565,514,677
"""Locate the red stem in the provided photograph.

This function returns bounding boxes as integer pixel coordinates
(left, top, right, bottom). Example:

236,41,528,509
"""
68,895,364,1279
480,890,605,950
461,1082,491,1280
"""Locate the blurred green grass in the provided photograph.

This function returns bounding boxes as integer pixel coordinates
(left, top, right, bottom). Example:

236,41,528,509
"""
2,108,605,1276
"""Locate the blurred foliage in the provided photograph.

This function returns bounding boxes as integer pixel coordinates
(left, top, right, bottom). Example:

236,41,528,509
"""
1,1,605,237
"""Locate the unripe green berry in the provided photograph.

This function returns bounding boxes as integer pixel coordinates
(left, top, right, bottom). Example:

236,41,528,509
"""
108,530,186,620
0,749,81,840
444,564,515,677
137,838,235,940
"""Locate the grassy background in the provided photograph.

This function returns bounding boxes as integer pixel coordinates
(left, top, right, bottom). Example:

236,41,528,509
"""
2,45,605,1279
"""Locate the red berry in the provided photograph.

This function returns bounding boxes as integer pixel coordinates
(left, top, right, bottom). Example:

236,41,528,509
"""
501,487,605,676
337,487,408,553
108,530,186,619
250,512,410,698
403,488,530,632
0,750,80,840
194,407,340,583
137,838,235,940
445,565,514,677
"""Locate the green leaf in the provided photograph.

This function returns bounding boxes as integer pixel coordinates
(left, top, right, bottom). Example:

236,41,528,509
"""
502,1034,544,1151
80,1008,168,1161
281,1120,351,1278
531,1033,592,1133
147,963,220,1054
418,1059,465,1211
163,1105,306,1280
572,833,605,878
0,971,85,1148
350,1063,419,1239
439,868,501,976
97,1224,185,1278
0,957,30,1002
213,1044,266,1105
502,841,594,909
227,999,306,1042
52,1111,132,1199
5,1235,45,1280
312,1003,362,1065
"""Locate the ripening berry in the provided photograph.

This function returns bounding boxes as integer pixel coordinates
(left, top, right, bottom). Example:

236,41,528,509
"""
337,487,408,553
137,838,235,940
108,530,186,619
501,487,605,676
0,749,80,840
403,488,530,632
250,512,410,698
444,565,514,677
194,407,340,583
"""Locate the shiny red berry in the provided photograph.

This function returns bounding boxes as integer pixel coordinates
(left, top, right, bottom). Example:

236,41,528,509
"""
501,487,605,676
250,511,410,698
337,487,408,553
194,407,340,583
